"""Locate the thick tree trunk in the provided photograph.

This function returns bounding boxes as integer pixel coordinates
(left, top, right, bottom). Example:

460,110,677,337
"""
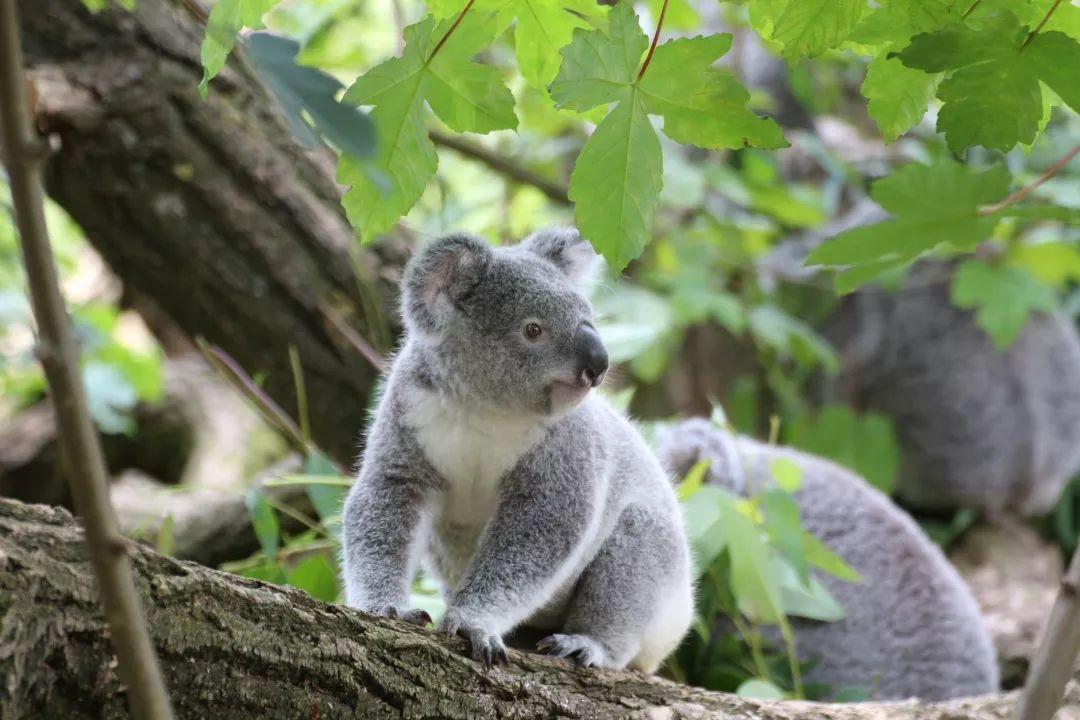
17,0,411,465
0,498,1073,720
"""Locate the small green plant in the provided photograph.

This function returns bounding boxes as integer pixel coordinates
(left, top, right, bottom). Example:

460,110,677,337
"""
668,415,863,701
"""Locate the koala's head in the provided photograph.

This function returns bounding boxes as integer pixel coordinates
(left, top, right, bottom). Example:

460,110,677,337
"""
401,228,608,416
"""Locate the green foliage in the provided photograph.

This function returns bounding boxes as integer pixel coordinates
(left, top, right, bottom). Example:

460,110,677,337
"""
809,160,1010,271
339,12,516,243
674,431,861,699
194,0,1077,280
951,259,1057,349
200,0,279,95
286,554,339,602
861,54,939,142
244,32,374,160
789,405,899,494
245,488,281,557
897,12,1080,153
753,0,868,62
553,4,784,269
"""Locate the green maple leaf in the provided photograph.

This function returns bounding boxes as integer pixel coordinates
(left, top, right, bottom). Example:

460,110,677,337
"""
338,14,517,243
752,0,869,61
497,0,602,87
951,260,1056,349
897,10,1080,152
430,0,602,87
550,4,784,270
806,160,1009,273
861,52,940,141
199,0,279,96
850,0,956,47
637,35,787,150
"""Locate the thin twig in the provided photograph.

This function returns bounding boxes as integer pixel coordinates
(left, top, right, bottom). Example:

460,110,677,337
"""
196,338,346,475
288,344,311,443
1015,544,1080,720
427,0,476,63
429,130,571,206
1021,0,1064,49
0,2,174,718
318,301,389,372
637,0,670,81
979,143,1080,215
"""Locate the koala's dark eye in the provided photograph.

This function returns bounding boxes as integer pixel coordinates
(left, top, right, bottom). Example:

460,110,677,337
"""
524,322,543,340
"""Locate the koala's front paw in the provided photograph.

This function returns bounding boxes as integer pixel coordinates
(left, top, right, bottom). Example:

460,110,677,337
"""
438,609,508,668
537,633,610,668
374,605,433,627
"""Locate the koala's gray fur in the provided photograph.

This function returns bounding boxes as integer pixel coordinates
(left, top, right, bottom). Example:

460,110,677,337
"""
826,260,1080,516
342,229,693,672
657,418,999,701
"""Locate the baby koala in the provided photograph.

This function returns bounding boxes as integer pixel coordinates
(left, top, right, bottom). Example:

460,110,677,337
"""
342,229,693,671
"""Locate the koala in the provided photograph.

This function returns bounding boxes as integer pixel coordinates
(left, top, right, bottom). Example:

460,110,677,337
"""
825,259,1080,516
657,418,1000,701
342,229,693,672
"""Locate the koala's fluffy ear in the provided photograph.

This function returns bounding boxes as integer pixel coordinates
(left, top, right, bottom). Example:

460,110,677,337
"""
402,233,492,334
521,228,602,289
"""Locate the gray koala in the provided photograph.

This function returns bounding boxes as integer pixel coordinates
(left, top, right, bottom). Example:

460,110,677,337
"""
657,418,999,701
342,229,693,671
825,260,1080,516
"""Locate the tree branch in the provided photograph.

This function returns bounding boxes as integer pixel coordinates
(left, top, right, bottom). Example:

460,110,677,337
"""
1016,544,1080,720
978,143,1080,216
429,129,571,206
2,496,1076,719
0,2,173,717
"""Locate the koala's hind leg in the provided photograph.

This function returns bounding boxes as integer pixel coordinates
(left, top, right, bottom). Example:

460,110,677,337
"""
539,504,692,672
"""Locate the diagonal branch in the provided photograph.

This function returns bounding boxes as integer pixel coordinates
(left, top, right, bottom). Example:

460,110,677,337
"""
429,129,571,205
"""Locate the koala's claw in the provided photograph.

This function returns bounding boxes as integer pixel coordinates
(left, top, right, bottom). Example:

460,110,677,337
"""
438,611,508,668
376,606,433,627
537,633,608,668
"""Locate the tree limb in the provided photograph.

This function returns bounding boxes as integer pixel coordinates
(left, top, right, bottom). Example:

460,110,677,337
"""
429,130,571,206
0,1,172,716
0,497,1073,719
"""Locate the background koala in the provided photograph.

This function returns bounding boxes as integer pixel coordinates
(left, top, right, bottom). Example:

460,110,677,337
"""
657,418,1000,701
825,259,1080,516
342,229,693,672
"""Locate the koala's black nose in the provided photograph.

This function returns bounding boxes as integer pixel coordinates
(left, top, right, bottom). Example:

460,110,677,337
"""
575,324,609,388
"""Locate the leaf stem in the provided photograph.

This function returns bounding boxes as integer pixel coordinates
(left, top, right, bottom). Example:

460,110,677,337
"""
963,0,989,17
961,0,983,19
978,143,1080,216
636,0,670,82
1021,0,1063,50
427,0,476,63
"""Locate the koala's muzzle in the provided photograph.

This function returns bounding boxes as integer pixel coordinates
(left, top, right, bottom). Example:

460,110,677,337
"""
575,324,609,388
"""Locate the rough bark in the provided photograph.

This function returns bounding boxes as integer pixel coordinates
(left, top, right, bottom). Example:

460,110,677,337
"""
17,0,412,466
0,498,1075,720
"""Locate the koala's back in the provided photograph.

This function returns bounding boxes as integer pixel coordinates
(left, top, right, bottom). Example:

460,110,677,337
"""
657,420,999,701
738,439,998,701
827,262,1080,515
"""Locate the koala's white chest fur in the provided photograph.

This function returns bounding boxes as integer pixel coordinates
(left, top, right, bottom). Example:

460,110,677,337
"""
404,388,545,527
